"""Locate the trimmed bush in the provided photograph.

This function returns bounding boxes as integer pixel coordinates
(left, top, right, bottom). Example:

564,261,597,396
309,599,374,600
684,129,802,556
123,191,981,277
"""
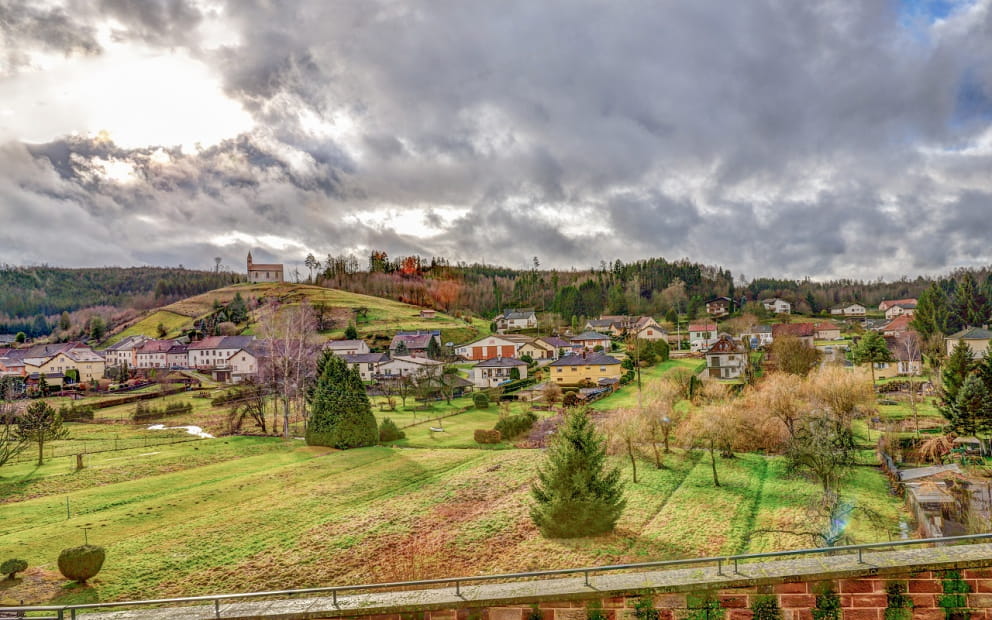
57,545,105,583
494,412,537,439
473,392,490,409
379,417,406,442
59,403,95,421
474,429,502,444
1,558,27,579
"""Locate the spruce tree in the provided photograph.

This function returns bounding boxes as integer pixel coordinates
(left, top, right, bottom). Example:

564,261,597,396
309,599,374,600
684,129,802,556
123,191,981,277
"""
954,273,988,329
940,340,973,427
953,373,992,437
531,407,626,538
306,353,378,449
426,336,442,360
344,323,359,340
849,331,893,385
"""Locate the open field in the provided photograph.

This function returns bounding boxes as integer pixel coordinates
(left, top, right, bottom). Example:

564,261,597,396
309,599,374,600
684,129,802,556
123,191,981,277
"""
0,436,905,606
104,310,195,346
590,359,705,411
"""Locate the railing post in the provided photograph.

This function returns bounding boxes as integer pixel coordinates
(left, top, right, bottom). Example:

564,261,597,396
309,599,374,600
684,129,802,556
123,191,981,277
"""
858,548,864,564
584,570,590,586
717,559,723,576
71,608,78,620
333,589,338,607
455,580,461,596
57,608,64,620
215,598,221,618
734,558,739,574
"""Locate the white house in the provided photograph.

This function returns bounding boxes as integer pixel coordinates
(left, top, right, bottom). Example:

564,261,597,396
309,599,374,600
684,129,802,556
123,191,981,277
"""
688,323,719,352
188,336,256,369
324,339,370,356
741,324,773,348
470,357,528,388
830,303,866,317
376,356,444,379
495,309,538,332
762,298,792,314
704,336,746,380
885,303,917,320
340,353,390,382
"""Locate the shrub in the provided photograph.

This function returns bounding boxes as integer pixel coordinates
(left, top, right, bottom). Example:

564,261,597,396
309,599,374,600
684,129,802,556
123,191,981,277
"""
632,595,659,620
751,595,782,620
473,392,490,409
59,403,95,421
1,558,27,579
494,412,537,439
562,392,580,408
132,401,193,421
379,417,406,442
57,545,105,583
884,581,913,620
812,583,841,620
474,429,502,444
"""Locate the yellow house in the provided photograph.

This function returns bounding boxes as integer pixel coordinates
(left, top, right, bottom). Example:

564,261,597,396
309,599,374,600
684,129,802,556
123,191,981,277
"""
25,348,106,384
515,338,555,360
945,327,992,359
548,352,622,386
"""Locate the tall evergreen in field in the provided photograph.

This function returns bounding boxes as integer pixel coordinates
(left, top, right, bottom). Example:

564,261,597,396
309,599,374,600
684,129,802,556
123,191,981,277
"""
912,283,950,338
953,374,992,437
954,273,988,329
531,408,625,538
306,352,377,449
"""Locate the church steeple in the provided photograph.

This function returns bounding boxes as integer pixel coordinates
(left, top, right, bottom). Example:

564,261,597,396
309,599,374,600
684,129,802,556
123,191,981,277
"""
247,251,253,269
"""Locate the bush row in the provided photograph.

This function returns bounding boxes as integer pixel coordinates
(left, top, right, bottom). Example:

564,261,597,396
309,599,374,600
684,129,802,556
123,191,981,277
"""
494,411,537,440
132,400,193,422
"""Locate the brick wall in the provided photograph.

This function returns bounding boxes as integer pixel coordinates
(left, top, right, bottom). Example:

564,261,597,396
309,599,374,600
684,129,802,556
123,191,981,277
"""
336,569,992,620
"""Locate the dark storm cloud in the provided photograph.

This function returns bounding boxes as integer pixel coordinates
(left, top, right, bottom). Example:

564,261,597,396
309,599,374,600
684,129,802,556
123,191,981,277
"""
0,0,100,74
2,0,992,278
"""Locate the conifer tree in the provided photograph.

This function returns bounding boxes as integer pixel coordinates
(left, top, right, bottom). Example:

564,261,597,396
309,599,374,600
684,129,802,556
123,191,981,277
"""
531,407,625,538
940,340,973,427
849,331,893,385
306,353,377,448
426,335,442,360
953,374,992,437
954,273,987,329
18,400,68,466
344,323,359,340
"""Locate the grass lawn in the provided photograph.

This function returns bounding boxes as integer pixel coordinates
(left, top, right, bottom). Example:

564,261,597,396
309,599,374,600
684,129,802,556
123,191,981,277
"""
102,310,194,347
590,359,704,411
0,437,906,606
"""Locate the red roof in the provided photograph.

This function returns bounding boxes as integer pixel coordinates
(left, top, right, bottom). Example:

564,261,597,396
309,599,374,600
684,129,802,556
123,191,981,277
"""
814,322,841,332
688,323,718,332
882,315,913,333
880,298,917,310
705,337,743,354
772,323,815,338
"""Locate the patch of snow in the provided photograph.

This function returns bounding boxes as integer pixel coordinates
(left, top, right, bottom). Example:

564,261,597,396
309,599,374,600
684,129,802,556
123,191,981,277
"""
147,424,214,439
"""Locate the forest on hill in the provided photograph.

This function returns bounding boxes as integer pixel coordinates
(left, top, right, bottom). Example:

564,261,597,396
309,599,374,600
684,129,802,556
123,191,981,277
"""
0,266,240,336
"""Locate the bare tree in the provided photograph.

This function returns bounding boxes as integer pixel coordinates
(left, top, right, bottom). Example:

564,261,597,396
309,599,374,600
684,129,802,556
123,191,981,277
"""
257,301,318,439
226,378,269,434
642,381,682,466
895,332,923,436
0,398,28,468
604,407,644,483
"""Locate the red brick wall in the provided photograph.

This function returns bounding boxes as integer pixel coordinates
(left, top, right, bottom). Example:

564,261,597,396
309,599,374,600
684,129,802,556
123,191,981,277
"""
331,569,992,620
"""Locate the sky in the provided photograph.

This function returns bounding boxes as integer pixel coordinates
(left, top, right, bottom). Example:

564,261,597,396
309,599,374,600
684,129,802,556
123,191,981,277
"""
1,0,992,280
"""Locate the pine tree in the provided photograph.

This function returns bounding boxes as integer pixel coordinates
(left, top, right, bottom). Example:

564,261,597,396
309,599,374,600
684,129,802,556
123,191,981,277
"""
530,407,626,538
849,331,893,385
953,374,992,437
954,273,988,329
426,336,442,360
940,340,973,426
912,283,950,338
305,353,377,449
344,323,359,340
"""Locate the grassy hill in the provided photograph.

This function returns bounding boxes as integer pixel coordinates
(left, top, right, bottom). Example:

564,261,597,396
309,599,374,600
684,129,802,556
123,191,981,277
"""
104,282,487,347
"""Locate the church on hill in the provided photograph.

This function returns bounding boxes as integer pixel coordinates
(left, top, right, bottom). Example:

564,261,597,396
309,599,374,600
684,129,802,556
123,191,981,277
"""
247,251,284,283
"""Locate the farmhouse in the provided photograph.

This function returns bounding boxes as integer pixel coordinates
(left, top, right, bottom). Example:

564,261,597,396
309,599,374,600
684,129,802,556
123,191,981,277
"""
495,309,538,332
548,352,622,387
246,251,284,283
470,357,528,388
631,322,667,341
879,298,918,312
376,355,444,378
830,303,866,317
704,336,746,380
863,335,923,379
325,339,371,356
762,298,792,314
188,335,256,369
136,339,176,369
705,297,733,317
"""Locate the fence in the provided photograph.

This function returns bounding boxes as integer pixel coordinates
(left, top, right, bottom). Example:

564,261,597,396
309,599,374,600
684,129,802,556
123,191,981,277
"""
4,533,992,620
5,433,206,464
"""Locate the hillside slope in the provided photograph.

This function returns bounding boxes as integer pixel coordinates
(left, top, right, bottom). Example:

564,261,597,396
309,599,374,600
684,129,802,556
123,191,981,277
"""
105,282,485,347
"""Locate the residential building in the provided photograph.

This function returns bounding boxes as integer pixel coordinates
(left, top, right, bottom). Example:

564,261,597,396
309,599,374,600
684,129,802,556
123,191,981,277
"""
60,347,106,383
495,309,538,332
771,323,815,347
813,322,843,340
864,335,924,379
536,336,571,359
419,309,437,319
103,335,150,369
340,352,390,382
741,324,773,348
830,303,867,317
376,355,444,379
389,331,441,358
21,343,105,385
632,323,667,341
704,336,746,380
470,357,528,388
569,331,613,352
225,346,262,383
945,327,992,358
324,339,371,356
762,298,792,314
166,344,189,368
880,315,913,337
688,323,719,352
585,318,621,335
879,298,918,312
136,340,176,369
705,297,733,317
246,251,284,283
188,336,256,369
455,335,520,361
548,352,622,387
885,302,917,320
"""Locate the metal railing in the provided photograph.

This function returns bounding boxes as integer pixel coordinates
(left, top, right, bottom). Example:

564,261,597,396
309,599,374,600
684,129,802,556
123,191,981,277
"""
4,533,992,619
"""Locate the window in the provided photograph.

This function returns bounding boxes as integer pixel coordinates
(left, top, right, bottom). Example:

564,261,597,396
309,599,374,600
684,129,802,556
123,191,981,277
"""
557,368,562,373
600,366,606,372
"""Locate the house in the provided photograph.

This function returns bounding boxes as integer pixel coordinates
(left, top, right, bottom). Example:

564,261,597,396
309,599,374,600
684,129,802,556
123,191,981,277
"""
470,357,528,388
136,340,176,369
340,353,390,382
188,336,256,369
166,344,189,368
704,336,746,380
495,309,538,332
705,297,733,317
103,335,150,369
548,352,622,387
569,331,613,353
419,309,437,319
324,339,371,356
861,335,924,379
225,346,262,383
512,336,556,360
585,318,622,336
59,347,106,383
830,303,867,317
688,323,719,352
879,298,918,312
536,336,571,359
246,251,284,283
632,323,667,341
771,323,815,347
945,327,992,358
762,298,792,315
16,343,105,385
455,335,520,361
0,335,16,345
880,315,913,337
376,355,444,379
389,331,441,358
741,324,773,348
885,302,917,320
813,322,843,340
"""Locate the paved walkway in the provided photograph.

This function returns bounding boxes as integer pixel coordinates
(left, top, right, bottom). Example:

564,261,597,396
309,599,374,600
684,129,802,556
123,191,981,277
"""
48,543,992,619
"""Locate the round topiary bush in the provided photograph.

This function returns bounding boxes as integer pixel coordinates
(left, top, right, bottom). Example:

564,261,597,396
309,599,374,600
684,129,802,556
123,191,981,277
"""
57,545,105,583
473,392,490,409
1,558,27,579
